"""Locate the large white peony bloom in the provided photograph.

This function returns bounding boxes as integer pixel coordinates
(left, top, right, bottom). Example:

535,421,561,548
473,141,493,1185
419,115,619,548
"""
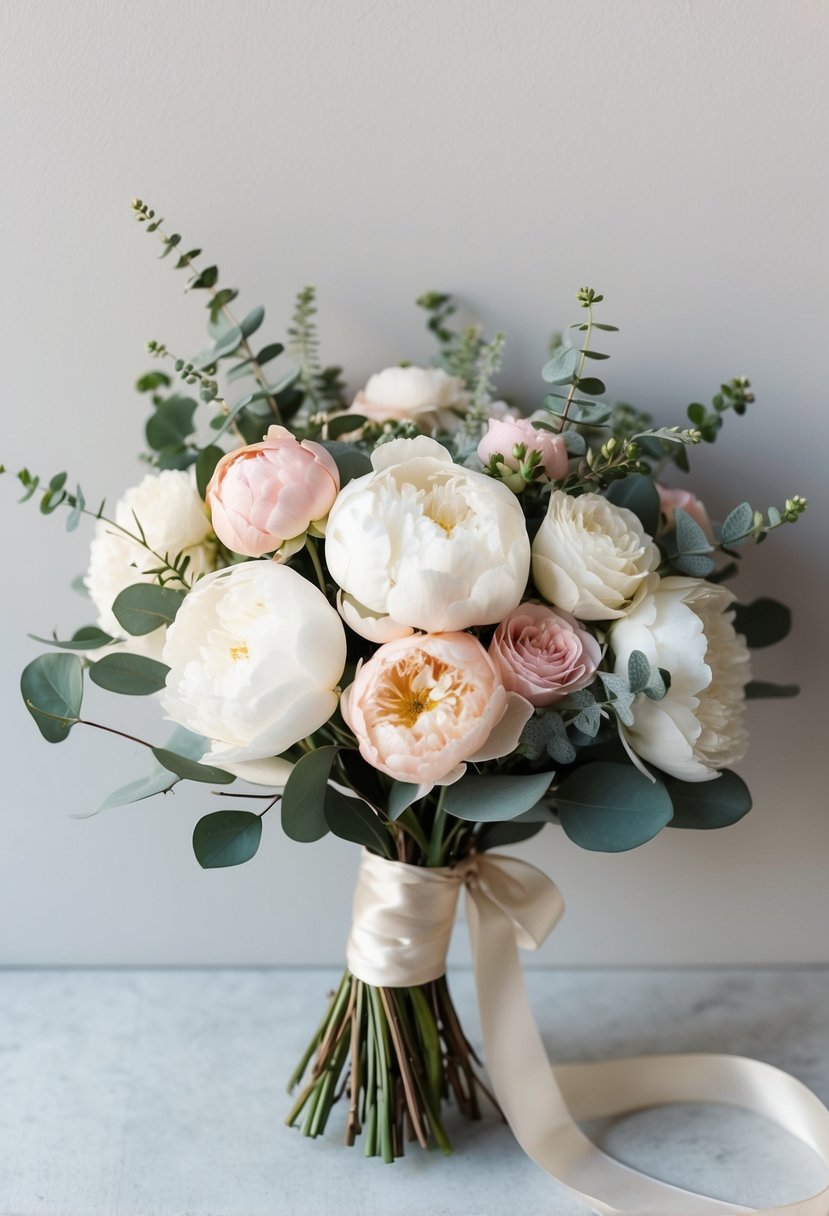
325,436,531,640
610,577,751,782
161,562,347,771
532,490,660,620
85,470,217,658
353,366,468,432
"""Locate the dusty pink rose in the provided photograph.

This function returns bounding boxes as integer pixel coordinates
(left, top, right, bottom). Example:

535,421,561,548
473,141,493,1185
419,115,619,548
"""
477,417,569,482
489,602,601,707
656,485,714,542
341,632,532,786
206,425,340,558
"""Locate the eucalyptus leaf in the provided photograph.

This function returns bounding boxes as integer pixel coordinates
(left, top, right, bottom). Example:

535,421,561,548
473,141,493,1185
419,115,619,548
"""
744,680,800,699
111,584,185,636
665,771,752,830
541,345,580,385
443,770,555,823
388,781,425,821
606,475,659,537
89,653,170,696
145,397,197,451
576,377,606,396
674,507,713,555
151,748,235,784
280,745,341,842
556,762,672,852
327,414,366,440
195,445,225,499
477,810,552,852
720,502,754,546
671,552,716,577
210,325,244,361
318,441,372,486
239,306,265,338
324,794,393,857
21,652,83,742
192,810,262,868
28,626,113,651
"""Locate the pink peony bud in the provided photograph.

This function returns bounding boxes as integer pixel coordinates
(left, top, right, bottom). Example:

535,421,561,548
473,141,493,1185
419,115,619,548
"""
656,485,714,542
477,417,569,483
206,425,340,558
489,602,601,707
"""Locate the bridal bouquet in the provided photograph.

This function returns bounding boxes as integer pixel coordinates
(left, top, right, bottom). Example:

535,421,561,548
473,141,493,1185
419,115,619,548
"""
9,201,810,1188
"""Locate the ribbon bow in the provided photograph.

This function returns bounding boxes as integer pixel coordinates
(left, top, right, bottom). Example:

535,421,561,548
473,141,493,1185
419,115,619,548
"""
347,850,829,1215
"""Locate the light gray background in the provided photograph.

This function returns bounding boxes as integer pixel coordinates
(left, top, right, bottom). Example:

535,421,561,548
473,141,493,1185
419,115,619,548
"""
1,0,827,966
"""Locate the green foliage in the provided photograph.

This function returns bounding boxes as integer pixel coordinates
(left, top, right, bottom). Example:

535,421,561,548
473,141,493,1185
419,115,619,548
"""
416,291,457,345
744,680,800,698
596,672,636,726
29,626,113,651
387,781,424,821
665,771,751,830
556,761,673,852
195,444,225,499
518,712,576,765
606,474,660,536
685,377,755,443
318,441,372,486
443,770,555,822
89,653,170,696
151,747,234,784
111,584,185,636
626,651,669,701
324,795,394,858
21,653,83,742
732,598,791,648
280,746,343,842
476,807,555,852
192,810,262,868
670,506,716,577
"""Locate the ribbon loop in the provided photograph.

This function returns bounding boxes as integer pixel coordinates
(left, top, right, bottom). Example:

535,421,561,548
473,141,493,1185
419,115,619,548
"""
345,848,829,1214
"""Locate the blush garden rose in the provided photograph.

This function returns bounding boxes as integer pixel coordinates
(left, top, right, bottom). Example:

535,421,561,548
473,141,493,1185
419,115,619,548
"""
489,602,601,707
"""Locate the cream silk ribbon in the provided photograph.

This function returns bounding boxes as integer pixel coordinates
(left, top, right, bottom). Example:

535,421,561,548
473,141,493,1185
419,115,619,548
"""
346,849,829,1215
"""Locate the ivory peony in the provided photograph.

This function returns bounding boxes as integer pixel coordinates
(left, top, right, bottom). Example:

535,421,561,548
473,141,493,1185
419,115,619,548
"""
489,602,601,706
353,366,467,432
161,562,347,770
610,577,751,782
85,470,217,659
532,490,660,620
206,425,339,558
341,632,533,786
325,436,531,640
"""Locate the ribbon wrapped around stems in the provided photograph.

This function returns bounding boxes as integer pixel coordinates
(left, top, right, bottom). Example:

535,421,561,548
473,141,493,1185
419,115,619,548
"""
347,849,829,1215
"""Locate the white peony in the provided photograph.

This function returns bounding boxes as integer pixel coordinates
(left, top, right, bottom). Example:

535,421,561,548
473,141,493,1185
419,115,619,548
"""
85,470,217,658
610,577,751,782
354,366,468,432
532,490,660,620
161,562,347,771
325,436,531,641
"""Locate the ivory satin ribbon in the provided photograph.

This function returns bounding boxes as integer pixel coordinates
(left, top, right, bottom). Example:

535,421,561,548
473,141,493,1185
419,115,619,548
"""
346,849,829,1215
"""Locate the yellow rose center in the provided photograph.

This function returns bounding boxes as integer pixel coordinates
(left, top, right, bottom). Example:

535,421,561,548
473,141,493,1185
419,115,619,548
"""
229,643,249,662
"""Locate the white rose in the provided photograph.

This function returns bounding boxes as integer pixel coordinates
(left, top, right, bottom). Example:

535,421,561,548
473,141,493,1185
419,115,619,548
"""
161,562,347,769
610,577,751,782
85,470,217,658
532,490,660,620
354,366,468,432
325,436,531,640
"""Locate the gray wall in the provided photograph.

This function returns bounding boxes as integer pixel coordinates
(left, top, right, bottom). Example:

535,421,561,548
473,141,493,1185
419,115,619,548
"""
2,0,827,965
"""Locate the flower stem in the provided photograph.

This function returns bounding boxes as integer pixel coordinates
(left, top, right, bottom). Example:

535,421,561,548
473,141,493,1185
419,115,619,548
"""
427,787,448,867
305,536,328,596
557,300,594,433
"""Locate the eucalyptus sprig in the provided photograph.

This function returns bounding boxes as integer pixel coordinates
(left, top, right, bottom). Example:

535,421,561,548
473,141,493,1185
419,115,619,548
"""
541,287,617,432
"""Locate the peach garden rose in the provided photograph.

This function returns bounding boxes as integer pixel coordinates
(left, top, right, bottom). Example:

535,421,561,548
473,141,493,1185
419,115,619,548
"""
340,632,533,786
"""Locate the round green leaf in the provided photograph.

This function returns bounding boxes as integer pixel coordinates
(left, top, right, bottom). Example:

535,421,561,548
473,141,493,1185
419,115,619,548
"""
111,584,185,636
318,441,372,487
28,626,113,651
193,811,262,868
556,762,672,852
89,653,170,696
21,652,83,742
665,770,752,830
196,445,225,499
280,746,340,842
145,397,197,451
443,770,555,823
606,475,659,537
323,794,393,858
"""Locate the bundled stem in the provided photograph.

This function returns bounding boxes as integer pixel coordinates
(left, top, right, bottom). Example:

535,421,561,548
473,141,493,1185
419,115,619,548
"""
286,969,494,1158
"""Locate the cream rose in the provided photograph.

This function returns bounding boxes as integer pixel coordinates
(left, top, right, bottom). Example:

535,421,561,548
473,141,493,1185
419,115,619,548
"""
84,470,217,659
341,632,533,786
353,366,467,432
610,577,751,782
532,490,660,620
161,562,346,770
325,436,531,641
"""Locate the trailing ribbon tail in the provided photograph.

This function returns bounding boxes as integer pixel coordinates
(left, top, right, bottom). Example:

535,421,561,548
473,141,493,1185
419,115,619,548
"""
348,849,829,1215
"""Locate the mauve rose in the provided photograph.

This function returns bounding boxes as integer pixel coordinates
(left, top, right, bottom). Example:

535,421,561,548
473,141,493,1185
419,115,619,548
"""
489,602,601,707
341,632,533,786
206,425,339,558
656,485,714,541
477,417,569,483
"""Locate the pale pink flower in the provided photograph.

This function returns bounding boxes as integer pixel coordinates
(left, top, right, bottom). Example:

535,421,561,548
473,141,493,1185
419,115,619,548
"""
341,632,532,786
656,485,714,542
489,603,601,707
206,425,339,558
477,417,569,482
